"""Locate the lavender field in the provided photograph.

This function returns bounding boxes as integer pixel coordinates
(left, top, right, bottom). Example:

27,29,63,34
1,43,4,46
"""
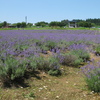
0,30,100,69
0,30,99,60
0,29,100,97
0,30,100,56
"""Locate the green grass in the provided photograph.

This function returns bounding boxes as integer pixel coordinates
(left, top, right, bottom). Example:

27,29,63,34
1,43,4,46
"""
0,26,100,30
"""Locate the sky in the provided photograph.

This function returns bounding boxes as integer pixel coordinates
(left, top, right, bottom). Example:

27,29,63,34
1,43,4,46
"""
1,0,100,24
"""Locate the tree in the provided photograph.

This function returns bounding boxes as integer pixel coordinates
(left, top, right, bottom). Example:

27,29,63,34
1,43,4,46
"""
86,18,100,26
49,21,67,27
2,21,7,27
58,22,66,27
21,22,26,28
49,21,59,27
27,23,33,27
16,23,22,28
78,21,93,28
35,21,48,27
61,19,69,26
0,23,3,28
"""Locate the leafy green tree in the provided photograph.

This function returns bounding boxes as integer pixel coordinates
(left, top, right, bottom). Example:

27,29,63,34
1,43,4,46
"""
35,21,48,27
16,22,22,28
21,22,27,28
86,18,100,26
58,22,66,27
61,19,69,26
0,23,3,28
27,23,33,27
49,21,67,27
78,21,93,28
49,21,59,27
2,21,7,27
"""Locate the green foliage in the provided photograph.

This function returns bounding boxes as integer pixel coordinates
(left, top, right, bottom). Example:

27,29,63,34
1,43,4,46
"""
49,21,66,27
16,22,22,28
71,50,90,61
23,92,35,99
29,56,51,71
16,22,27,28
85,74,100,92
0,23,3,28
81,63,100,92
14,44,29,53
61,53,83,67
2,21,8,27
47,56,61,76
35,21,48,27
57,40,74,49
49,21,59,27
61,19,68,26
29,56,61,75
48,57,60,69
0,57,26,82
39,40,57,53
27,23,33,27
29,56,49,71
78,21,93,28
41,45,49,51
21,22,27,28
86,18,100,26
48,69,61,76
94,45,100,55
45,41,56,49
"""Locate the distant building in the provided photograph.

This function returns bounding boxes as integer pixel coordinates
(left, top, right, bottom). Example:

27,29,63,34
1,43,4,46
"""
7,25,16,28
68,21,77,28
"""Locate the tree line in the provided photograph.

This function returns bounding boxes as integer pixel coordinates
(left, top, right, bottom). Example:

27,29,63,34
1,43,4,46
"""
0,21,33,28
0,18,100,28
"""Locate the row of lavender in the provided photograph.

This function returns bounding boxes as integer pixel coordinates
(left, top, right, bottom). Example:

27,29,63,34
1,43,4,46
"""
0,30,100,89
0,30,100,57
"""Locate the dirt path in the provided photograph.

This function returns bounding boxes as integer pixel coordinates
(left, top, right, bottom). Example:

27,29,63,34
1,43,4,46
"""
90,53,100,62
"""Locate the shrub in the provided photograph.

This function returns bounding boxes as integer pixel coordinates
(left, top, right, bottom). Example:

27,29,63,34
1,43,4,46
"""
71,49,90,62
47,57,61,76
56,40,70,50
30,55,61,76
48,57,60,70
55,52,83,67
45,40,56,50
94,45,100,56
81,62,100,92
41,45,49,54
29,56,50,71
48,69,61,76
0,57,27,83
29,56,60,73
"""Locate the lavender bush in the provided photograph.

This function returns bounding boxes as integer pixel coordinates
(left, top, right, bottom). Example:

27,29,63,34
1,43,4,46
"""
94,45,100,56
71,50,90,62
28,55,61,75
0,56,27,83
81,62,100,92
47,57,61,76
29,56,50,71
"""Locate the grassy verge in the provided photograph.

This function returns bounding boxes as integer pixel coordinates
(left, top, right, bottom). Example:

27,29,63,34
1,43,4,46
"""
0,27,100,30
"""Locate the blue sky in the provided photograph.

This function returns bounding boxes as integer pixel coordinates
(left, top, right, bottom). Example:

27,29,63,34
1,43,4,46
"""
1,0,100,23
